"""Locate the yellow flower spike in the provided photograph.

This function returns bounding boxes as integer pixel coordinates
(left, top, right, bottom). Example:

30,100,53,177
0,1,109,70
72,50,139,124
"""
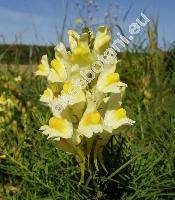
37,27,135,185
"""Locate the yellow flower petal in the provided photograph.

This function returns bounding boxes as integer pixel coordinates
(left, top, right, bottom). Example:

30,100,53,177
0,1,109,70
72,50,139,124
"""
104,73,120,87
113,108,126,121
49,117,66,132
83,112,101,126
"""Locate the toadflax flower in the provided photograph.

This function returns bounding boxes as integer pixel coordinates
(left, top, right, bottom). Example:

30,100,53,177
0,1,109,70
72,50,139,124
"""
40,116,73,140
78,101,103,138
35,55,50,76
40,88,54,105
36,26,135,184
14,76,22,83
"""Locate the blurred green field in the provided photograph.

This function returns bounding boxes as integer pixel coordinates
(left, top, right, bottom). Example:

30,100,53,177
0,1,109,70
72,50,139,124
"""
0,28,175,200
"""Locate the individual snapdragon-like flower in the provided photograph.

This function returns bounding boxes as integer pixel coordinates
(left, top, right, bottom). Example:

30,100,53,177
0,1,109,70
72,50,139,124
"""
36,26,135,184
48,57,67,83
78,101,103,138
40,88,54,105
94,26,111,54
104,108,135,133
96,63,127,93
14,76,22,83
35,55,50,76
40,116,73,141
61,82,86,105
69,31,94,68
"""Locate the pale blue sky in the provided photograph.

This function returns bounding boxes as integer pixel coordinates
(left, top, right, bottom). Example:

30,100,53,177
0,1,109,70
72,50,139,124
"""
0,0,174,46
